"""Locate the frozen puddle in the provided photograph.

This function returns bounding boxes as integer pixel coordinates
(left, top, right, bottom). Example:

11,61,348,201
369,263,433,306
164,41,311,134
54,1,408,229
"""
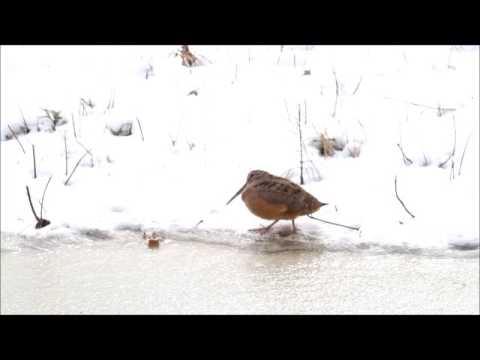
1,229,479,314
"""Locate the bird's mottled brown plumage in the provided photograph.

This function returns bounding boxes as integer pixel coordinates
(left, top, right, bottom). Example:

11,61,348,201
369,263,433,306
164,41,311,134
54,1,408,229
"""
226,170,327,234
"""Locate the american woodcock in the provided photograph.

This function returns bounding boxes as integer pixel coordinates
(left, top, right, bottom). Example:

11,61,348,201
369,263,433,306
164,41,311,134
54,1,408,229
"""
226,170,327,234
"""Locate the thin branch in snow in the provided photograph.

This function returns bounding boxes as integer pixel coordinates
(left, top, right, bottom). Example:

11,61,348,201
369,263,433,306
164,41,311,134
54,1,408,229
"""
19,109,30,134
352,76,363,95
40,176,52,220
307,214,360,231
277,46,283,65
394,176,415,219
458,131,473,176
72,113,77,138
75,139,94,167
332,69,339,118
76,139,93,157
64,134,68,176
439,116,457,169
136,117,145,142
297,104,304,185
32,145,37,179
384,97,456,115
26,186,40,223
304,100,307,126
26,185,50,229
64,151,89,185
450,158,455,181
396,143,413,165
7,125,26,154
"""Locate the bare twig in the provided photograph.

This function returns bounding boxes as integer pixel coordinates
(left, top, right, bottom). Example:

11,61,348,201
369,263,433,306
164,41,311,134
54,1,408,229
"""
8,125,27,154
439,116,457,169
352,76,363,95
297,104,304,185
19,109,30,134
307,214,360,231
64,151,89,185
332,69,339,118
75,139,93,157
304,100,307,126
394,176,415,219
32,145,37,179
450,159,455,181
384,97,456,115
26,185,50,229
40,176,52,220
396,143,413,165
26,186,41,222
75,139,94,167
64,134,68,176
136,117,144,142
458,131,473,176
72,113,77,138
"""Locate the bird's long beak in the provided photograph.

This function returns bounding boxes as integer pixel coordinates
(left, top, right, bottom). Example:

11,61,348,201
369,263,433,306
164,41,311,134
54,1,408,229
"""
320,202,328,207
226,182,248,205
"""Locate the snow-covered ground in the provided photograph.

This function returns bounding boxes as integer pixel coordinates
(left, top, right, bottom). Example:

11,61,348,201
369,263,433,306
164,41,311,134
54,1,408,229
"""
1,45,479,255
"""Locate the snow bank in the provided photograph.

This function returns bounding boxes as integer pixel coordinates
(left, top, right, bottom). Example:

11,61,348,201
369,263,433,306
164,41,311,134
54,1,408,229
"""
1,45,478,254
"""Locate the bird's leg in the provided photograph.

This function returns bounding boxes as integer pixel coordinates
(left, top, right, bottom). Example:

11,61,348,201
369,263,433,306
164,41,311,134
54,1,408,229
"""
277,220,298,237
248,220,279,234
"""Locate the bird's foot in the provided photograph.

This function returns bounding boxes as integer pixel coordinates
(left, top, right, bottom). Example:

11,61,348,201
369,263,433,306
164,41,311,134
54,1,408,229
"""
248,227,270,235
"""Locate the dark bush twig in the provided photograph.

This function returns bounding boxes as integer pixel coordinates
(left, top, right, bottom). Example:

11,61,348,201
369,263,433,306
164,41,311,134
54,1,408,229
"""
394,176,415,219
384,97,456,115
40,176,52,220
307,215,360,231
75,139,94,167
20,109,30,134
458,131,473,176
352,76,363,95
7,125,26,154
42,108,63,131
75,139,93,157
72,113,77,138
332,69,339,118
297,104,304,185
26,186,40,222
439,116,457,169
64,151,89,185
26,185,50,229
396,143,413,165
32,145,37,179
136,117,144,141
304,100,307,126
64,134,68,176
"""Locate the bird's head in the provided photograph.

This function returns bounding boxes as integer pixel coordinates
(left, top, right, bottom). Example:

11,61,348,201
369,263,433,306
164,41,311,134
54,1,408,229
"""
226,170,271,205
